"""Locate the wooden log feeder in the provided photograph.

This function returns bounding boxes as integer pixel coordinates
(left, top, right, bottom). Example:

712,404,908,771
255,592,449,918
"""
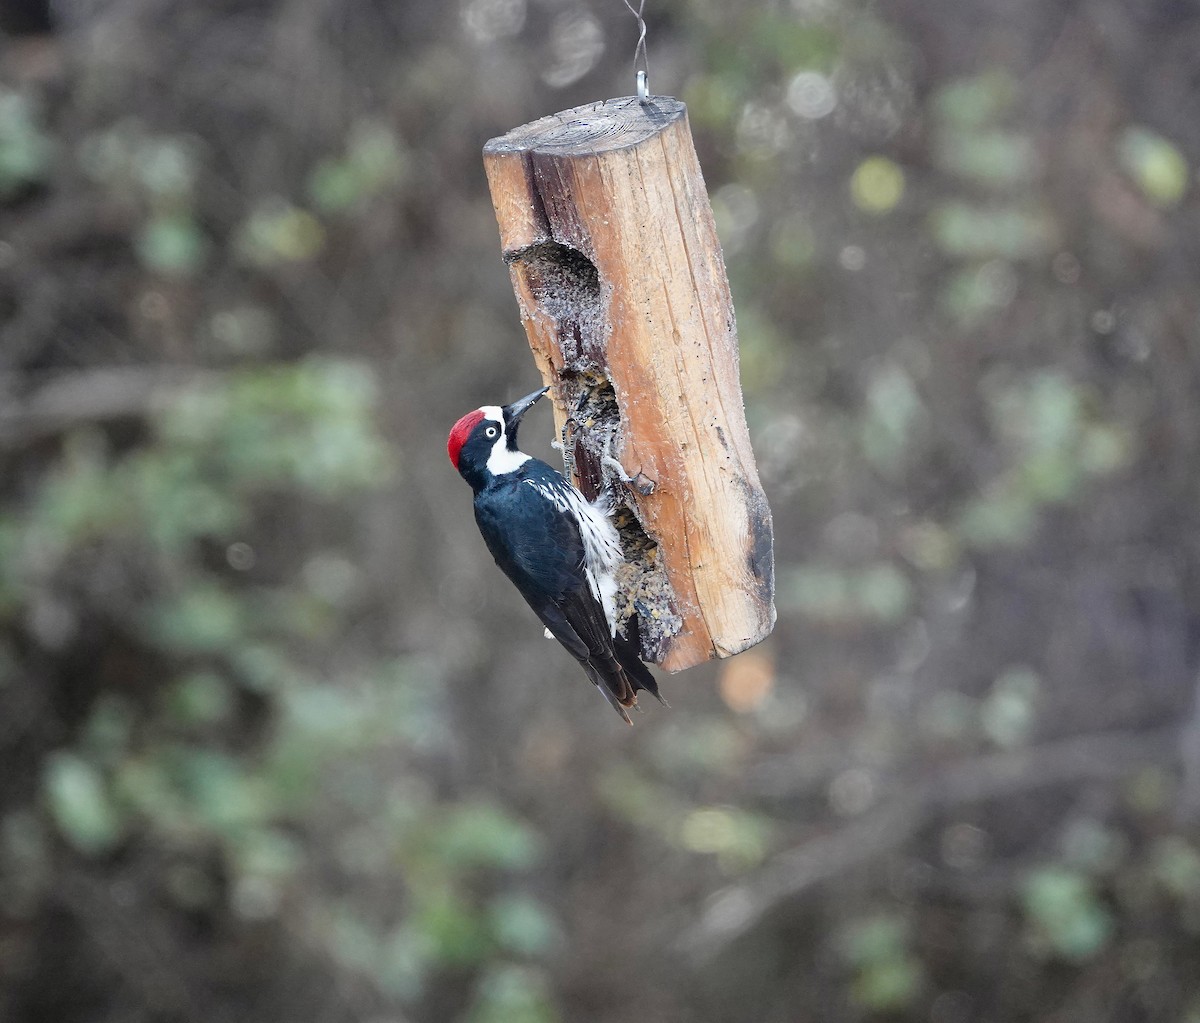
483,95,775,673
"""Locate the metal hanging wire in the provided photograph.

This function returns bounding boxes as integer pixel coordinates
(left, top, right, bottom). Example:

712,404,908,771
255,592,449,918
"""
622,0,651,102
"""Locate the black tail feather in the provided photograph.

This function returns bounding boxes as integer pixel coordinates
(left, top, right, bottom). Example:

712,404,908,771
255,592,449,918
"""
581,660,634,724
573,617,668,723
614,629,668,707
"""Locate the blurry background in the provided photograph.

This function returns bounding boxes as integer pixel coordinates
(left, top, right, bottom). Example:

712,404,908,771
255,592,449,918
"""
2,0,1200,1020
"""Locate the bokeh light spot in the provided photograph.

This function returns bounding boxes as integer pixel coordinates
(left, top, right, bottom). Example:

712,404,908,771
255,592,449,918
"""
718,650,775,713
851,155,906,214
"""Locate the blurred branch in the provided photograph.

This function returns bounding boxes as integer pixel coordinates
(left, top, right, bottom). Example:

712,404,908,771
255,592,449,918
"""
1177,672,1200,823
684,726,1179,961
55,870,193,1014
0,367,208,448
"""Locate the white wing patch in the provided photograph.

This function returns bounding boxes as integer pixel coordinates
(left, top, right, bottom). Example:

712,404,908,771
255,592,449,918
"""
524,476,623,635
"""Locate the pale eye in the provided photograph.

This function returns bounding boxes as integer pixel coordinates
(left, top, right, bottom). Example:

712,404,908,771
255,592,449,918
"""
485,426,498,438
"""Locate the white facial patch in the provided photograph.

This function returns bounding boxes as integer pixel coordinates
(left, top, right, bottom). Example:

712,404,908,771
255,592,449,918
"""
479,405,531,476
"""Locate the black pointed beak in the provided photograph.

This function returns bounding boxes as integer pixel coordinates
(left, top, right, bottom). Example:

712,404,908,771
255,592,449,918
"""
502,385,550,433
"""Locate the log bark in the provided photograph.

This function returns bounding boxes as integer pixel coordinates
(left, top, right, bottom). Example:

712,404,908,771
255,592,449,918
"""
483,96,775,672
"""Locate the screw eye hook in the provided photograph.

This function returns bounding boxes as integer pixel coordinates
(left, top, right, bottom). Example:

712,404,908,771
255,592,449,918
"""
622,0,650,104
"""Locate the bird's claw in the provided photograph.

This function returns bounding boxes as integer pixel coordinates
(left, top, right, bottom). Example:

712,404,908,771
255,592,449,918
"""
629,472,656,496
601,455,656,496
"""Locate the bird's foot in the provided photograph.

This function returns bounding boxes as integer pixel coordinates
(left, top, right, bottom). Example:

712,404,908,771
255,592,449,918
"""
601,455,656,496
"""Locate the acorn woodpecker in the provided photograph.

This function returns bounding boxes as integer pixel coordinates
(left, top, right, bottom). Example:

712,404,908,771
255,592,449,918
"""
447,385,665,723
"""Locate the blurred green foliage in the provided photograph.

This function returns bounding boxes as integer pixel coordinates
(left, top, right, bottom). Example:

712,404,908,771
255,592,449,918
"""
236,199,327,267
677,805,771,870
928,72,1050,326
0,86,52,197
956,371,1132,548
1118,127,1188,207
0,358,562,1017
43,751,123,855
979,665,1040,748
467,964,558,1023
3,1,1200,1021
838,914,924,1012
309,118,409,214
78,121,207,276
136,212,208,276
782,562,913,624
1022,866,1114,962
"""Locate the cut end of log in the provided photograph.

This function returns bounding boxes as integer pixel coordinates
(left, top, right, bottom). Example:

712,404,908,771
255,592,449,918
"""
484,96,688,159
484,97,776,673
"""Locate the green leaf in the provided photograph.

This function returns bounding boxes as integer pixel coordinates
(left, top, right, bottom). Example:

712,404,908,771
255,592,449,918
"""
782,565,853,620
326,906,383,972
236,198,326,266
936,130,1038,188
980,666,1039,748
1152,836,1200,900
136,213,207,276
347,120,407,191
0,88,53,197
1022,866,1114,961
852,958,923,1012
133,137,198,199
855,563,913,622
1061,818,1126,873
957,490,1037,548
145,585,244,654
748,14,839,72
432,802,541,871
839,914,910,966
308,119,408,213
169,748,268,833
840,915,924,1011
232,827,304,882
308,159,361,213
931,202,1053,260
413,890,490,966
377,925,429,999
43,752,123,855
468,964,559,1023
861,364,924,470
164,672,236,726
783,563,912,624
932,72,1018,129
920,690,978,741
1119,127,1188,208
488,895,558,956
939,262,1017,327
677,805,770,870
82,694,134,762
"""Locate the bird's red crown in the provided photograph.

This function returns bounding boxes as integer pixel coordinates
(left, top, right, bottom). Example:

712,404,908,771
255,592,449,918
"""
447,409,487,469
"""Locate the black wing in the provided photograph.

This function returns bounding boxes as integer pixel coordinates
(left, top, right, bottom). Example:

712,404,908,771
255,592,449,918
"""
473,470,662,722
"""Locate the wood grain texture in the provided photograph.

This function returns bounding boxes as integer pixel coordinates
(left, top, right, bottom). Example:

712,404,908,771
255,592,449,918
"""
484,96,775,672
